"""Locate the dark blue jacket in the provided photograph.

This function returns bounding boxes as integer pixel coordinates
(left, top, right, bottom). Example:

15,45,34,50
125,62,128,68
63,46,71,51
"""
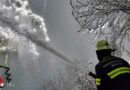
95,56,130,90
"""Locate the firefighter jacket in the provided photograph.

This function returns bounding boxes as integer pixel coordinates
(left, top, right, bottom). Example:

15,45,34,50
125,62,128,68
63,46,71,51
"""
95,55,130,90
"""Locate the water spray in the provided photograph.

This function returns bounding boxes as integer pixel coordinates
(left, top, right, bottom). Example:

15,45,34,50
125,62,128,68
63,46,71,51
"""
0,0,91,76
10,27,90,74
0,17,89,74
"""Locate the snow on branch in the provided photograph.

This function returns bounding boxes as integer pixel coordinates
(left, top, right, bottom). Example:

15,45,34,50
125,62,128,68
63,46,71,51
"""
70,0,130,56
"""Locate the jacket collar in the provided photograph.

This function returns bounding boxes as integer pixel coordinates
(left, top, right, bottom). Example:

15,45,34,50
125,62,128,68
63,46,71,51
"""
101,55,117,63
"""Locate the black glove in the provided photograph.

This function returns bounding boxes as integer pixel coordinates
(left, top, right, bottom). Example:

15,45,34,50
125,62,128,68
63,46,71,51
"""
89,72,96,78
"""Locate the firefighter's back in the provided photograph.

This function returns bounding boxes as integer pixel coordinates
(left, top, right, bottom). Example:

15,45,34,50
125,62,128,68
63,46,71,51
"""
100,56,130,90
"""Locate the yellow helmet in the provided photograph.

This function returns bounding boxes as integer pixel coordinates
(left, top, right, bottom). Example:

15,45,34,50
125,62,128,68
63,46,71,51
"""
96,40,111,51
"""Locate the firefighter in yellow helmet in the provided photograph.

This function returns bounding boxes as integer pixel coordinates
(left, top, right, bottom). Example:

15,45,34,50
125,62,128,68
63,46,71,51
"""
93,40,130,90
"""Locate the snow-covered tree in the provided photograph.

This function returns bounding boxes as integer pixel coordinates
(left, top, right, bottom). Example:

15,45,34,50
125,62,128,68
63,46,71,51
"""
41,59,96,90
70,0,130,56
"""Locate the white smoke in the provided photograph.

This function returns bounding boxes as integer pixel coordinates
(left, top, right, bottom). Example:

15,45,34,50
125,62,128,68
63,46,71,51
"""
0,0,50,58
0,1,52,89
0,0,83,72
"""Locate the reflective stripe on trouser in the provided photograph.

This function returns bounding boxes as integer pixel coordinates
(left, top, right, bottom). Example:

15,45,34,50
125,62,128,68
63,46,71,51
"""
96,78,101,85
107,67,130,79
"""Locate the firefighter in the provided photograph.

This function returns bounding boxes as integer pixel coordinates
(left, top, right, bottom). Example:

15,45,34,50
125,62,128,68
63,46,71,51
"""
94,40,130,90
